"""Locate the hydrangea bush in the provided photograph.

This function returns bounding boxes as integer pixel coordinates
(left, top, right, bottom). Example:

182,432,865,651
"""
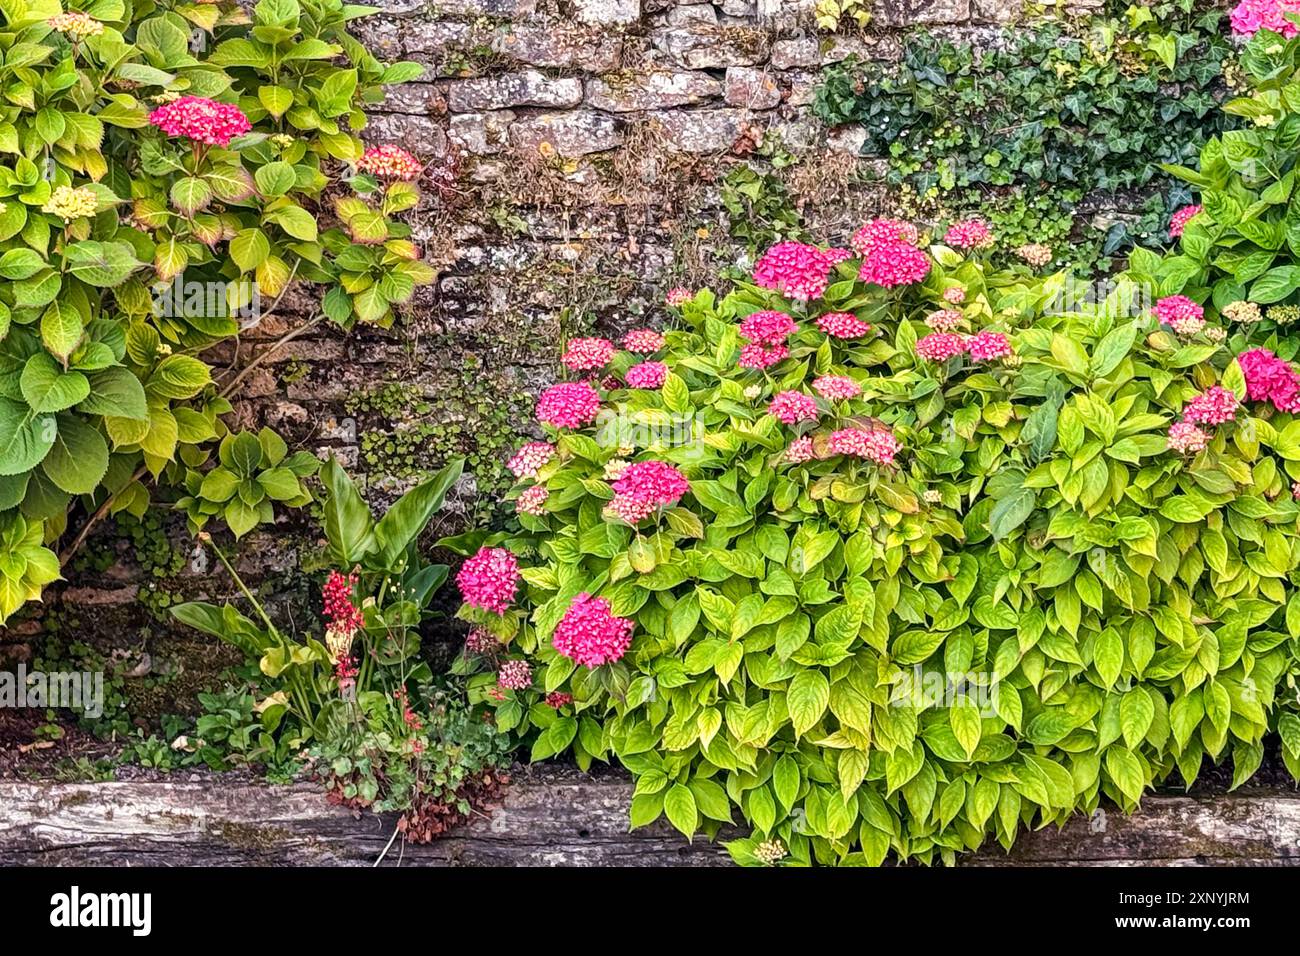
0,0,433,621
443,184,1300,864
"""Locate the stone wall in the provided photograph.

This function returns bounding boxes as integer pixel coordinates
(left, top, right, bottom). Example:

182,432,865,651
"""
5,0,1036,694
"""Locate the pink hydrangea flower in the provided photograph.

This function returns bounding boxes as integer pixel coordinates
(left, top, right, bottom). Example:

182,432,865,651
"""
752,241,847,302
943,219,994,250
1293,480,1300,501
563,337,615,371
1167,421,1209,455
850,218,919,256
915,332,967,362
859,241,931,287
827,427,900,465
623,328,665,354
1230,0,1300,37
1154,295,1206,336
611,460,689,509
816,311,872,339
516,484,549,516
465,627,499,654
739,310,799,346
925,309,964,332
785,436,817,463
148,96,251,147
966,330,1013,362
1239,347,1300,412
552,593,634,668
625,360,668,389
497,659,532,690
739,344,789,369
457,547,520,615
1181,386,1239,426
811,375,860,400
507,441,554,479
769,390,819,424
666,287,693,306
537,382,601,429
943,286,966,305
357,144,423,181
1169,204,1202,238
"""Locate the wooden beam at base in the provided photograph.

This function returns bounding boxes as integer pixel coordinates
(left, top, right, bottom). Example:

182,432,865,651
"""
0,766,1297,866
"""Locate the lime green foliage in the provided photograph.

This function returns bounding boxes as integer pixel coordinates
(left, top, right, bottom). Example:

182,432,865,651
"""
0,0,432,623
813,0,871,32
720,141,806,253
175,427,317,538
813,3,1233,268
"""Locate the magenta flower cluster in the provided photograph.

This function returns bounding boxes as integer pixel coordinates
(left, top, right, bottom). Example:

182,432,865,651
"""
816,312,872,339
827,427,900,466
457,547,520,615
625,360,668,389
563,337,616,371
608,460,690,523
1154,295,1206,336
552,593,634,668
915,332,968,362
811,375,860,400
537,381,602,429
769,390,819,424
1230,0,1300,36
850,218,918,256
1239,347,1300,413
752,241,851,302
148,96,251,147
623,328,665,354
1169,204,1202,238
738,309,798,370
1181,386,1240,426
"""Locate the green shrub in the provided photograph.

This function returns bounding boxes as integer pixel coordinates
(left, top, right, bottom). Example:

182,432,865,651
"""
0,0,434,623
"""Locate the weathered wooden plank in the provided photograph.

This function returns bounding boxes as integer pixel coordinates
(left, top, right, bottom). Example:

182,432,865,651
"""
1,766,1297,866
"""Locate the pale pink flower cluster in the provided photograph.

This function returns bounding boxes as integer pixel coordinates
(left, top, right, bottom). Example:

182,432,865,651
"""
552,593,634,668
943,219,994,249
623,328,665,354
816,311,872,339
563,337,615,371
752,241,851,302
827,427,899,465
516,484,549,516
464,627,499,654
47,12,104,38
1154,295,1206,336
859,240,931,288
608,460,689,523
1169,204,1202,238
457,547,520,615
148,96,251,147
666,287,693,306
1230,0,1300,37
850,218,919,256
966,330,1013,362
1167,421,1210,455
925,309,964,332
943,286,966,304
357,144,423,181
1239,347,1300,413
1180,386,1240,426
497,659,533,690
812,375,860,400
507,441,554,479
537,382,601,429
625,360,668,389
785,436,817,463
915,332,967,362
769,390,819,424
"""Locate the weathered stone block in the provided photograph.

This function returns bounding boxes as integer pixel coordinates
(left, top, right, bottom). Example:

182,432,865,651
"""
666,3,717,25
972,0,1021,20
873,0,969,27
653,25,769,69
364,113,449,156
375,82,446,114
432,0,538,15
449,111,518,154
572,0,641,23
586,71,721,111
509,111,624,155
648,108,746,152
724,66,780,109
492,24,624,71
446,70,585,111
